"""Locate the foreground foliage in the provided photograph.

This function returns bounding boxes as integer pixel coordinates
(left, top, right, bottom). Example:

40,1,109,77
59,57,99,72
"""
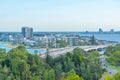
0,46,104,80
104,72,120,80
105,45,120,66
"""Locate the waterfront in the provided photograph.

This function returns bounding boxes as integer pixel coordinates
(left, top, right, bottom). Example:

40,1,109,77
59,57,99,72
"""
1,32,119,55
0,42,107,55
0,44,46,54
80,33,120,42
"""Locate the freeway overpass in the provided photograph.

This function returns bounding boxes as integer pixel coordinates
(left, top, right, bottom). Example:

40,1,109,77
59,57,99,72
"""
40,45,111,58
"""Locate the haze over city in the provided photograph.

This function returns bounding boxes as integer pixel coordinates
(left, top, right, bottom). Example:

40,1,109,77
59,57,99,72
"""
0,0,120,32
1,1,120,80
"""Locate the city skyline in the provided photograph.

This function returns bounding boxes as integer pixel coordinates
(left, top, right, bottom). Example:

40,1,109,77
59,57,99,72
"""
0,0,120,31
0,27,119,32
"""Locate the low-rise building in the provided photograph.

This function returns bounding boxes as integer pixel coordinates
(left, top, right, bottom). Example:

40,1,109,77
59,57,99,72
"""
34,35,56,47
23,40,38,46
65,37,79,46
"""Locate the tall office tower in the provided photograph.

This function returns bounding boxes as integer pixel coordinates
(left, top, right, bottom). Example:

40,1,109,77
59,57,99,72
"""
99,28,103,33
30,28,33,37
22,27,33,38
110,29,114,33
22,27,26,38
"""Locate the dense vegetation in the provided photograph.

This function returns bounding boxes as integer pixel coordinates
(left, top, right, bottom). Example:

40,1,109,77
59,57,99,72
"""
89,35,97,45
104,72,120,80
56,40,68,48
103,45,120,80
105,45,120,66
0,46,104,80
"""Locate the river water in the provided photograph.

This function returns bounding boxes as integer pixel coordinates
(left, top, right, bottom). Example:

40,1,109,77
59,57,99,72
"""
0,44,46,54
80,33,120,42
0,33,119,54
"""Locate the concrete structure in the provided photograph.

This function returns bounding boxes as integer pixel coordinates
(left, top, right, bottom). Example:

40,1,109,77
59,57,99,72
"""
65,37,79,46
110,29,114,33
40,45,110,58
35,35,56,47
22,27,33,38
99,28,103,33
24,40,38,46
43,36,56,47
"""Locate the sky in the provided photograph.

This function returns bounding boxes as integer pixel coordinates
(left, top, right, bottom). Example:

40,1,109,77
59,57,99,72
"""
0,0,120,32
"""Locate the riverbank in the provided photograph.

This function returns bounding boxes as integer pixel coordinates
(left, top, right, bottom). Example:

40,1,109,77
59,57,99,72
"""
80,33,120,43
0,43,47,54
0,42,17,48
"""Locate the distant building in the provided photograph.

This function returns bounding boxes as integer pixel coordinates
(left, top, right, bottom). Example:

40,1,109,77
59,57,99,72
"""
22,27,33,38
24,40,38,46
1,34,9,42
99,28,103,33
43,36,56,47
30,28,33,37
110,29,114,33
35,35,56,47
65,37,79,46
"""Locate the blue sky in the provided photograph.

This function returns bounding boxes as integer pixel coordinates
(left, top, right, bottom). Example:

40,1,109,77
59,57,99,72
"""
0,0,120,32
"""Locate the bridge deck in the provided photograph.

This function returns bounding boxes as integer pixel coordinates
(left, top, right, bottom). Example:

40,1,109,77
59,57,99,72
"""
40,45,111,58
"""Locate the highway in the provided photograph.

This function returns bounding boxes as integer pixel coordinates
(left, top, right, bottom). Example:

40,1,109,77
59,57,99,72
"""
40,44,117,76
40,45,110,58
100,58,117,76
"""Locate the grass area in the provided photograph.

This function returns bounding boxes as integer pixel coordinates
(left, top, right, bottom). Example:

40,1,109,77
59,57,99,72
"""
107,64,120,72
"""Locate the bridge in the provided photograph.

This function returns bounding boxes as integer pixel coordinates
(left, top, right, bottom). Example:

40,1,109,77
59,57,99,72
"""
79,45,107,52
40,45,111,58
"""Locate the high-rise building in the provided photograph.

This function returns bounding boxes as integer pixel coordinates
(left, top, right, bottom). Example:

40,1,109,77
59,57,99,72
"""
22,27,33,38
30,28,33,37
110,29,114,33
99,28,103,33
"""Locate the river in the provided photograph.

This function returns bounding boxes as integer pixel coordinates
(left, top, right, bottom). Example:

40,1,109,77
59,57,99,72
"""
0,44,46,54
79,33,120,42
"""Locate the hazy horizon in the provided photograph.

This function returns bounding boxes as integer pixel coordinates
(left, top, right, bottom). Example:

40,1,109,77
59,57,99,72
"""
1,0,120,32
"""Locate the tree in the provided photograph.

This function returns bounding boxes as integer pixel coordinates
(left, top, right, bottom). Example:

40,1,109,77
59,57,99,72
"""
2,65,9,80
8,46,28,61
62,57,75,72
45,54,54,67
17,45,27,52
43,69,55,80
104,46,114,56
61,74,83,80
18,62,31,79
54,63,62,79
48,42,55,48
104,75,114,80
0,43,105,80
106,51,120,66
56,40,68,48
89,35,96,45
73,48,84,55
38,41,43,47
104,72,120,80
0,49,6,62
67,69,76,76
72,51,84,67
113,72,120,80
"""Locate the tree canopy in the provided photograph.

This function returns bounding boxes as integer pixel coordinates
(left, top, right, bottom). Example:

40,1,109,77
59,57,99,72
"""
0,46,104,80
